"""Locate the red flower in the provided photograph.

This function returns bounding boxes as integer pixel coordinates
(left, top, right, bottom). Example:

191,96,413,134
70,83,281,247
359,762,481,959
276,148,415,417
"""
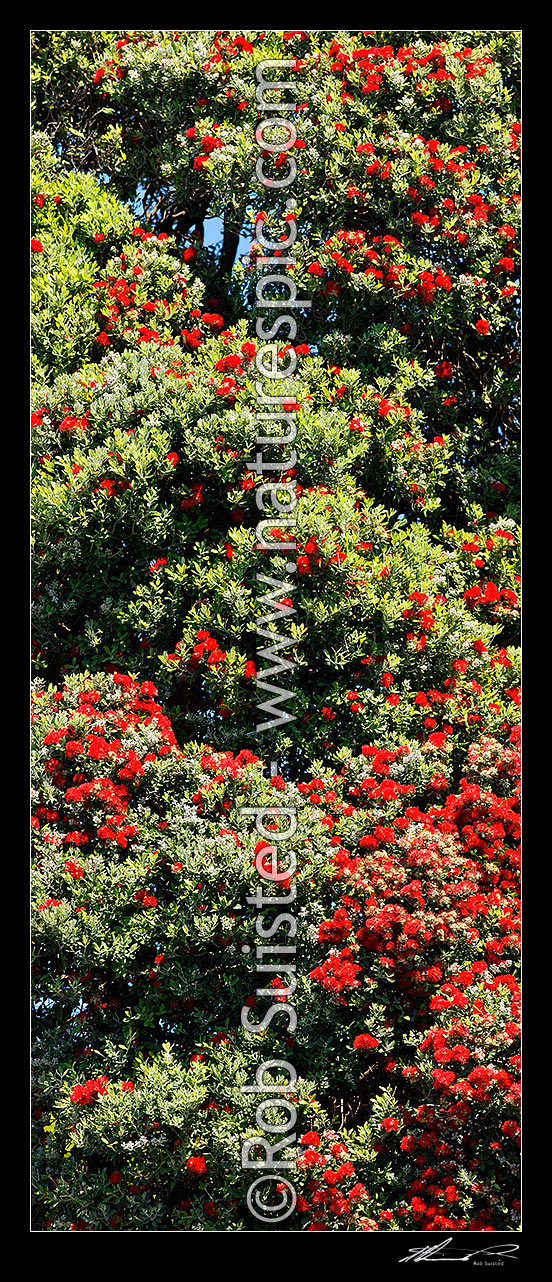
134,889,158,908
70,1076,109,1105
380,1116,399,1132
64,859,84,879
300,1131,321,1147
201,135,223,154
353,1033,379,1051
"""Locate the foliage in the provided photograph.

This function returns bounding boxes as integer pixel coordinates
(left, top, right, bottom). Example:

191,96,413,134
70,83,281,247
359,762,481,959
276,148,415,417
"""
31,29,520,1231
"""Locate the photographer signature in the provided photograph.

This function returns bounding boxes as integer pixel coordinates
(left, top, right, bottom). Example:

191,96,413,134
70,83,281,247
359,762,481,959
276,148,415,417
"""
399,1237,519,1263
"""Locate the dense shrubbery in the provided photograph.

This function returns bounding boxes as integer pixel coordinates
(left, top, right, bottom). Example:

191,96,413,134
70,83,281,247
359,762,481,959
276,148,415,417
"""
32,673,520,1230
31,29,520,1231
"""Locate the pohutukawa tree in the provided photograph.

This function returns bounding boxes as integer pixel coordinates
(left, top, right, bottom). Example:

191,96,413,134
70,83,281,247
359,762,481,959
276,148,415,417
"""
31,29,520,1233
